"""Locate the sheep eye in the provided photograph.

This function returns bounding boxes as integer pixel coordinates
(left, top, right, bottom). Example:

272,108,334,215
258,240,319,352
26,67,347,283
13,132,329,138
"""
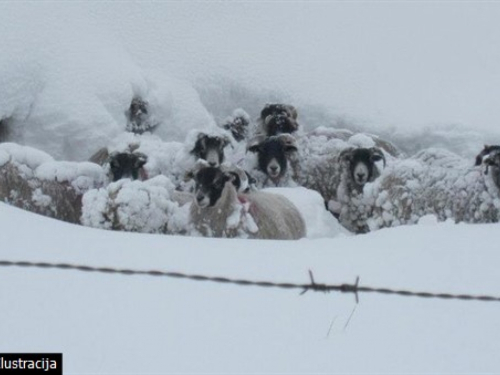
372,155,383,162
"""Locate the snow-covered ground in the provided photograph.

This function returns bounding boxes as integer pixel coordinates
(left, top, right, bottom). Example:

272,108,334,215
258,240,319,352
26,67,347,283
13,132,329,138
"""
2,203,500,374
2,1,500,374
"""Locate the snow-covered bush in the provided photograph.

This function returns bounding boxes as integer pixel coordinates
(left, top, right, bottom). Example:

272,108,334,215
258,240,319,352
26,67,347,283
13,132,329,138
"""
0,143,106,223
81,175,190,234
361,146,500,230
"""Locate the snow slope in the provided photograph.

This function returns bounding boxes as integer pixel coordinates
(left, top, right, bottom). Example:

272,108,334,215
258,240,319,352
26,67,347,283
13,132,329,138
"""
1,203,500,374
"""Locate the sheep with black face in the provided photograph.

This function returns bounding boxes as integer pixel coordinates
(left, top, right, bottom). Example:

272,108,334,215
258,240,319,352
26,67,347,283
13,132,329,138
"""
334,147,386,233
258,103,300,137
107,152,148,181
189,164,306,239
89,147,148,182
246,134,299,187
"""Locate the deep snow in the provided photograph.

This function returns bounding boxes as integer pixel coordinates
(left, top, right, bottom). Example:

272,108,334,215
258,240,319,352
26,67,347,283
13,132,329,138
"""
2,203,500,374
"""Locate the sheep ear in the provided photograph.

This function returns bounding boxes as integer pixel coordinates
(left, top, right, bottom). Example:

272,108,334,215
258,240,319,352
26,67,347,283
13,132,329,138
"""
247,135,265,153
184,170,195,181
371,148,386,167
134,153,148,168
108,152,120,167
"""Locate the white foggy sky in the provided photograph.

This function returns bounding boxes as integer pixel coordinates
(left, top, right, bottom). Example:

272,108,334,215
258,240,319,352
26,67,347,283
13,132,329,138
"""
2,1,500,132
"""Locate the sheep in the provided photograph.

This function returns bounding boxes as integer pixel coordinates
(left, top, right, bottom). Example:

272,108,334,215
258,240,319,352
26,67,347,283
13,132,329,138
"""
220,108,251,142
88,132,185,188
125,97,159,134
334,147,386,233
188,164,306,240
359,145,500,231
89,146,148,182
256,103,300,137
0,143,107,224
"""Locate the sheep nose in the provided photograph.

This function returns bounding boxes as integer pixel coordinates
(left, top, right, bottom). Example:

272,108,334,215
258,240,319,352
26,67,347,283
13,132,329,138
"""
196,194,205,202
208,161,217,167
357,173,365,180
270,165,278,172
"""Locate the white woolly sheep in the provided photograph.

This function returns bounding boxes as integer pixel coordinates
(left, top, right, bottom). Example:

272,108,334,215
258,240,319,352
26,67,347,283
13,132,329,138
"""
189,165,306,239
359,145,500,231
0,143,107,224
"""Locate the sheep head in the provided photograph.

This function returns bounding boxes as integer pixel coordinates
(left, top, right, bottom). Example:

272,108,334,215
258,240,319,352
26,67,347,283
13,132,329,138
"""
190,133,231,167
221,109,250,142
190,165,239,208
475,145,500,189
260,103,299,137
107,152,148,182
247,134,298,183
339,147,386,187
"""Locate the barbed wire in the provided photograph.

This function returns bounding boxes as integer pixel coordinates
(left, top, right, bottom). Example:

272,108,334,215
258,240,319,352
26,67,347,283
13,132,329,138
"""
1,259,500,303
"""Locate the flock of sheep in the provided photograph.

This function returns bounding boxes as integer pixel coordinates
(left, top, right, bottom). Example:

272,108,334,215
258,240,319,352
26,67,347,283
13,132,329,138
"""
1,98,500,240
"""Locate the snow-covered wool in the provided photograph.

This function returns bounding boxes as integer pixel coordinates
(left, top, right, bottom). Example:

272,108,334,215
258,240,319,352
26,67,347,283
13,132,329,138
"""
81,175,190,234
307,126,403,157
256,103,300,137
410,147,470,169
220,108,251,142
0,143,107,223
362,145,500,231
189,165,306,239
